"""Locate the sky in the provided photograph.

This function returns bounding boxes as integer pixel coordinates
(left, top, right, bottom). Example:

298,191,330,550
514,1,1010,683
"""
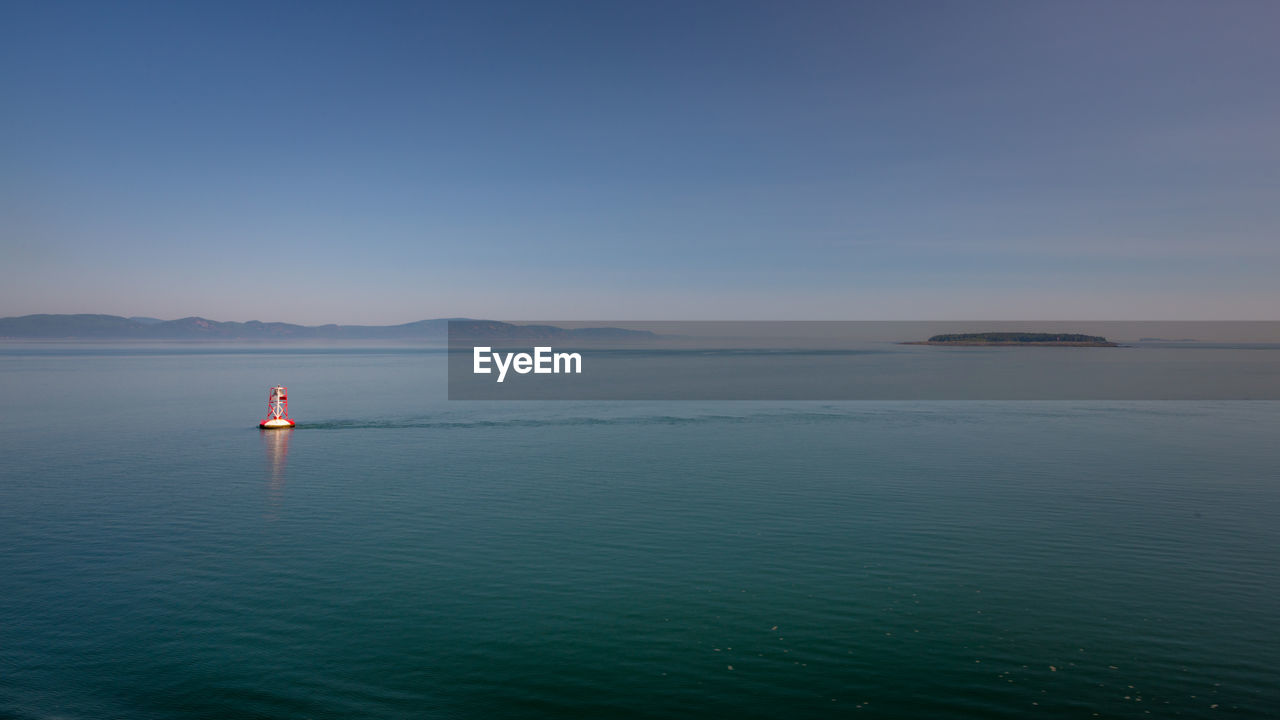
2,0,1277,323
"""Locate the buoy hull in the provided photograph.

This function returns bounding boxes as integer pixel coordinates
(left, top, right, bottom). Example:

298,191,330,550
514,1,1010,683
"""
259,418,296,429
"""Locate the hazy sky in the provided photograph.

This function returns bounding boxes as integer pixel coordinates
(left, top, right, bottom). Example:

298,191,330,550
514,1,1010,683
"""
2,1,1277,323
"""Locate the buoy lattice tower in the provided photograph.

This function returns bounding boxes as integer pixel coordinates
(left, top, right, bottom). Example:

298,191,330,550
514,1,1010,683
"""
259,385,295,429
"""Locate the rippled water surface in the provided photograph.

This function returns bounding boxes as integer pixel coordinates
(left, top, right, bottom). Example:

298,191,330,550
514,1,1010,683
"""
1,346,1277,718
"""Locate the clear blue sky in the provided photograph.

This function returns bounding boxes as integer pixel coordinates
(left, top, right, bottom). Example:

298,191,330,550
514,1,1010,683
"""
2,0,1277,323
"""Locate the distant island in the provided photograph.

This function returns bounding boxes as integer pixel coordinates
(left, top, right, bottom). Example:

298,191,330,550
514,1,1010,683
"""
903,332,1118,347
0,314,654,342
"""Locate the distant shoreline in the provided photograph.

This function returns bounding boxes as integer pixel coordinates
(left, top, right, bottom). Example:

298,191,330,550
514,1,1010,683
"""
901,341,1119,347
901,332,1119,347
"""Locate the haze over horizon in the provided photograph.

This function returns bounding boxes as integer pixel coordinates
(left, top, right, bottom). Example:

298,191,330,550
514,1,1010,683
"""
3,1,1278,324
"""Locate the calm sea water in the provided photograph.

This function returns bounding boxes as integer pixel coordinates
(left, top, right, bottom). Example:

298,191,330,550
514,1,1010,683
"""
1,345,1277,719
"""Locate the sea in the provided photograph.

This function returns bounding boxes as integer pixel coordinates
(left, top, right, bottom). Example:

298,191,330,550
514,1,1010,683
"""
1,343,1277,719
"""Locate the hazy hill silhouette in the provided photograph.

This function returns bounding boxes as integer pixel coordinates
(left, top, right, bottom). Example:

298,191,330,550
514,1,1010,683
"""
0,314,653,341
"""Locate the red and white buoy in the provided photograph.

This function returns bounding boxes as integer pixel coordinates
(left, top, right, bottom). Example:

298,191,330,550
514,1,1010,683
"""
259,385,295,429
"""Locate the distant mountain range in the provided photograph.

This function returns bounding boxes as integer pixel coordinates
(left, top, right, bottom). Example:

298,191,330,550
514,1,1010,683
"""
0,314,654,341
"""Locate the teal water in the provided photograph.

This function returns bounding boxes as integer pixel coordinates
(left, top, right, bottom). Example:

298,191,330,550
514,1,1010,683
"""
1,346,1277,718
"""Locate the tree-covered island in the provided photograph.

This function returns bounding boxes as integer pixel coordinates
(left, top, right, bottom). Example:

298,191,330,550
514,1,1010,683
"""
902,332,1118,347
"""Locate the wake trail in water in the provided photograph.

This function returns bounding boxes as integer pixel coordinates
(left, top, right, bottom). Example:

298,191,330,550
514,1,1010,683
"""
293,402,1205,431
297,414,807,431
